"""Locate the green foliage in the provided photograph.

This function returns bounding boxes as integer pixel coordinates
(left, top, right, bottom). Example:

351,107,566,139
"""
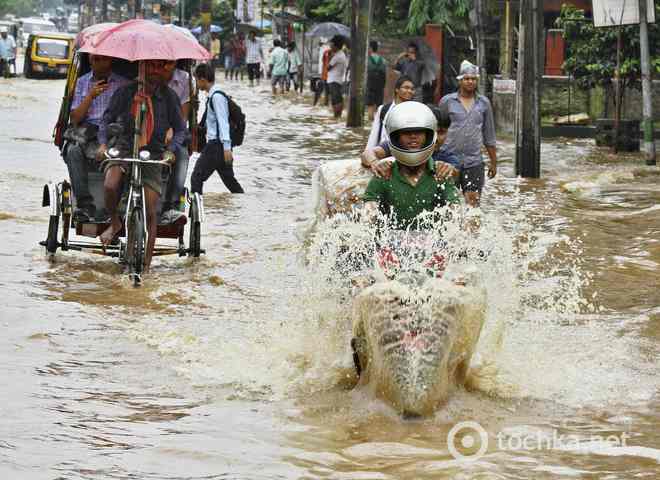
294,0,348,23
293,0,470,36
405,0,470,34
0,0,37,17
556,4,660,91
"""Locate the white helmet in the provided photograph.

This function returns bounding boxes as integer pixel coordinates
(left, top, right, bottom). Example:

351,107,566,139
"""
385,101,437,167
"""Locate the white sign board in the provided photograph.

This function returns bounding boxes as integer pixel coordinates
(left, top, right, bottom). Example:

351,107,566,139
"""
493,78,516,94
592,0,656,27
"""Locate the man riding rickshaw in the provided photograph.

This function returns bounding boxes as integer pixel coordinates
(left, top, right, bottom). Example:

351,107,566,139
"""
43,20,210,285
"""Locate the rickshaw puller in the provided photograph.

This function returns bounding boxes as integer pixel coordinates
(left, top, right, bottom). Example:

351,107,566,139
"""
96,59,186,271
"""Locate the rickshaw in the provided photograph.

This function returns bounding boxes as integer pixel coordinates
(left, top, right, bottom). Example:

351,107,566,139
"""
42,20,209,286
23,31,75,78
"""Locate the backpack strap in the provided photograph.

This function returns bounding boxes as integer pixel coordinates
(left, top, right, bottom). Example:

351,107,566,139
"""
377,102,392,145
206,90,224,142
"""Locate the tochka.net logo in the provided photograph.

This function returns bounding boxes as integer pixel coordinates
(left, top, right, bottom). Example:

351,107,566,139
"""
447,421,632,461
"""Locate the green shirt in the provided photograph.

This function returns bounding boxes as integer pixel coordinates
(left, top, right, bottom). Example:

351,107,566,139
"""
363,159,460,230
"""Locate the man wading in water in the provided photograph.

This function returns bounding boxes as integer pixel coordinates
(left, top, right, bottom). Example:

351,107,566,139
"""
438,61,497,207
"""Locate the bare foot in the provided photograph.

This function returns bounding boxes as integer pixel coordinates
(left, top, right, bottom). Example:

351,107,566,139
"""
100,218,122,245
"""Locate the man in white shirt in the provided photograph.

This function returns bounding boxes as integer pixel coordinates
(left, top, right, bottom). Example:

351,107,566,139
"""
326,35,348,119
245,31,263,87
0,27,16,77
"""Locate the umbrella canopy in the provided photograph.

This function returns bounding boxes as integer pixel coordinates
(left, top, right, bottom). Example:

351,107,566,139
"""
191,24,222,35
236,23,264,36
305,22,350,39
411,39,440,86
75,22,117,48
162,23,197,42
79,19,210,61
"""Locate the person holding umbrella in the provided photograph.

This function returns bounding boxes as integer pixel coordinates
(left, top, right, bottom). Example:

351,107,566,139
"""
394,43,425,102
96,59,186,270
79,19,209,271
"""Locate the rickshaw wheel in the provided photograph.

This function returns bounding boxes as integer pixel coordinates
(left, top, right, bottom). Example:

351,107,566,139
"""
46,215,59,255
126,208,145,285
188,195,201,258
189,221,201,258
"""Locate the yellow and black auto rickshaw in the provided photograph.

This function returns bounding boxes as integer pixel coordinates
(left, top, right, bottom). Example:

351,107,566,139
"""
23,31,75,78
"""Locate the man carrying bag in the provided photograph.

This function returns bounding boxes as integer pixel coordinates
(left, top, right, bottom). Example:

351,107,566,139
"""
192,63,244,194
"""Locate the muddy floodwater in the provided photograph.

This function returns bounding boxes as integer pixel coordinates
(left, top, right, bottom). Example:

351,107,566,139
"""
1,73,659,479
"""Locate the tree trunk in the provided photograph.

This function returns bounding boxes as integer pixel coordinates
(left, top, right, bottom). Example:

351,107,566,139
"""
346,0,371,128
638,0,656,165
475,0,487,93
101,0,108,22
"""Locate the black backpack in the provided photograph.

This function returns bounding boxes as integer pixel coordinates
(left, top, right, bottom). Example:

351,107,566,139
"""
205,90,246,147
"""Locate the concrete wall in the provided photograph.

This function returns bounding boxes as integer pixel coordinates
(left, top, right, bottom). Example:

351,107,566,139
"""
606,80,660,121
493,77,659,134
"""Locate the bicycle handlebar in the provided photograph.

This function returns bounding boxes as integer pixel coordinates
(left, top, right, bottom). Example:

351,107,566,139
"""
103,152,170,166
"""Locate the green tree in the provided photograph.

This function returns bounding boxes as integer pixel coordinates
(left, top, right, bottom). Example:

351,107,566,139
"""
0,0,37,17
293,0,471,36
406,0,470,34
557,4,660,121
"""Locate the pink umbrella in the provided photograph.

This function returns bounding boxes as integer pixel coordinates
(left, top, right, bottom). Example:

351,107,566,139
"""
75,22,117,48
79,19,210,61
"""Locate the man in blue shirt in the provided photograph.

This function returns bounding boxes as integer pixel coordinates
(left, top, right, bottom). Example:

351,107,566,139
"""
438,60,497,207
191,63,244,194
66,54,128,221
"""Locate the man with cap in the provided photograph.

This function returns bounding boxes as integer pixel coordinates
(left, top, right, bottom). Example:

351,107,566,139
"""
0,27,16,78
438,60,497,207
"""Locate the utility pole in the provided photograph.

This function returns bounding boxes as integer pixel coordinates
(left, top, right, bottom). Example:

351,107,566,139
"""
346,0,371,127
514,0,543,178
474,0,487,93
639,0,656,165
502,0,514,78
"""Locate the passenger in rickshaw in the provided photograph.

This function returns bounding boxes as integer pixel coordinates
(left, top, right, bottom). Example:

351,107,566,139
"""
65,54,129,221
160,60,191,225
96,59,186,271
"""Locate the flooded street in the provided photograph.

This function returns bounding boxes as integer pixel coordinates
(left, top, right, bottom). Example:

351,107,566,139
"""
1,73,659,479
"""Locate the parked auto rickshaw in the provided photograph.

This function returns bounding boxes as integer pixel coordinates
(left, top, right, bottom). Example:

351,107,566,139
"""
23,31,75,78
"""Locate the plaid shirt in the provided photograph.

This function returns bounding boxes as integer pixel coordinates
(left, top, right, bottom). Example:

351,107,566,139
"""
245,38,263,64
71,72,128,127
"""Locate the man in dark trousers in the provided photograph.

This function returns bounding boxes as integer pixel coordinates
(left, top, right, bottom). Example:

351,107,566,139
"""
438,60,497,207
192,63,244,195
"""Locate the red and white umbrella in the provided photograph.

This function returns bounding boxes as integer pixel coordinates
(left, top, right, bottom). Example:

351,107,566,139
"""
75,22,117,48
79,19,210,61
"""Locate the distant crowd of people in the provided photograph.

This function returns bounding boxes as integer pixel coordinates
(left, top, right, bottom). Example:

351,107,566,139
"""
205,30,303,94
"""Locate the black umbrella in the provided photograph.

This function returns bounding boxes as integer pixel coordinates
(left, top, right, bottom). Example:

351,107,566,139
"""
236,23,264,36
411,38,440,85
305,22,350,39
